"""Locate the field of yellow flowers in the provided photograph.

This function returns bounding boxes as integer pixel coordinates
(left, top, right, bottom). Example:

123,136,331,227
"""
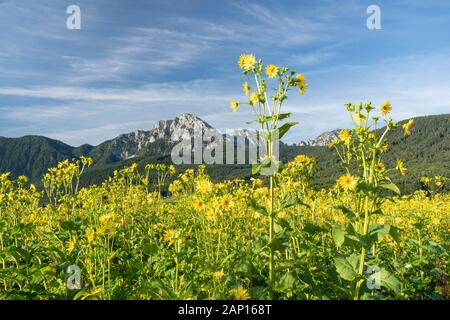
0,55,448,300
0,157,448,300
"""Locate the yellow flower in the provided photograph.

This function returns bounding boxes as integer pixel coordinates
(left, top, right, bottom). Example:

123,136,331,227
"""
380,101,392,116
66,237,76,253
403,119,414,136
328,140,340,149
17,175,28,184
192,198,205,211
375,163,385,172
339,129,351,145
99,213,113,225
238,54,256,71
220,195,233,209
86,228,95,243
243,82,250,95
265,64,279,78
230,99,238,112
196,178,213,194
249,92,259,106
234,287,251,300
163,229,180,243
396,159,407,176
337,174,358,191
213,270,225,281
352,113,367,124
295,74,307,94
379,144,389,153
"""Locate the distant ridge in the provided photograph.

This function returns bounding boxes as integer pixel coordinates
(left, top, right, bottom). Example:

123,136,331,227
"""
1,113,449,194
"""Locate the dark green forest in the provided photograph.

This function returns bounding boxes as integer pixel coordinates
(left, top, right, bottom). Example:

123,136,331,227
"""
1,114,449,194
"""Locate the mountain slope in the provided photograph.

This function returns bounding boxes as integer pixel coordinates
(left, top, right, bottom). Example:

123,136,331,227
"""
0,136,77,182
0,113,449,194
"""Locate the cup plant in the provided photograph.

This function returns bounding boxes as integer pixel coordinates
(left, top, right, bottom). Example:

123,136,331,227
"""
329,101,414,299
230,54,308,296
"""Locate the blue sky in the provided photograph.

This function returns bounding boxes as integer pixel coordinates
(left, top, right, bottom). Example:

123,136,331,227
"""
0,0,449,146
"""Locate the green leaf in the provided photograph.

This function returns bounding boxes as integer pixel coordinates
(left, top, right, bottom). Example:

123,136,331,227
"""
303,222,326,235
369,224,391,242
275,272,297,291
374,268,401,292
275,218,291,231
389,225,401,243
332,225,346,248
248,198,269,216
252,163,262,174
334,254,359,281
277,122,298,140
379,182,401,195
279,196,310,211
143,243,158,256
269,235,289,252
274,113,293,121
334,205,356,221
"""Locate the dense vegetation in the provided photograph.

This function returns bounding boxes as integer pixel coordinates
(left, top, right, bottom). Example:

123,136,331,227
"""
1,114,449,195
0,54,448,301
0,156,448,299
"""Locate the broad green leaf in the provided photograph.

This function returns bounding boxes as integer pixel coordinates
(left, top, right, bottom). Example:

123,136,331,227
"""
252,163,262,174
371,268,401,292
379,182,401,195
269,235,289,252
369,224,391,242
303,222,326,235
274,112,293,121
334,254,358,281
248,198,269,216
275,272,297,291
277,122,298,140
332,225,345,248
334,205,356,221
389,225,401,243
143,242,158,256
279,196,310,211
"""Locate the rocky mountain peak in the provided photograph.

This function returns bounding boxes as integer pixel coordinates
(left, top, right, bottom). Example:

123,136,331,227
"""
297,129,341,147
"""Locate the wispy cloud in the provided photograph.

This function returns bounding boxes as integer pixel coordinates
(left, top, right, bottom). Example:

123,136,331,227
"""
1,0,449,146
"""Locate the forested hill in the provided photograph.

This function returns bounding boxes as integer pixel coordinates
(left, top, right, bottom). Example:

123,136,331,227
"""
0,114,449,194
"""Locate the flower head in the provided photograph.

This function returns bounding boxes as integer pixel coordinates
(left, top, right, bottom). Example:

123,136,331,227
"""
295,74,308,94
213,270,225,281
234,287,251,300
249,92,259,106
396,159,407,176
192,198,206,211
238,54,256,71
230,99,238,112
403,119,414,136
220,195,233,209
265,64,279,78
339,129,351,145
380,101,392,116
66,237,76,253
243,82,250,95
86,228,95,243
375,163,385,172
337,174,358,191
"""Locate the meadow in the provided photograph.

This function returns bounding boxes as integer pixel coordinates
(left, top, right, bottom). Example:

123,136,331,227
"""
0,158,448,300
0,55,448,300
